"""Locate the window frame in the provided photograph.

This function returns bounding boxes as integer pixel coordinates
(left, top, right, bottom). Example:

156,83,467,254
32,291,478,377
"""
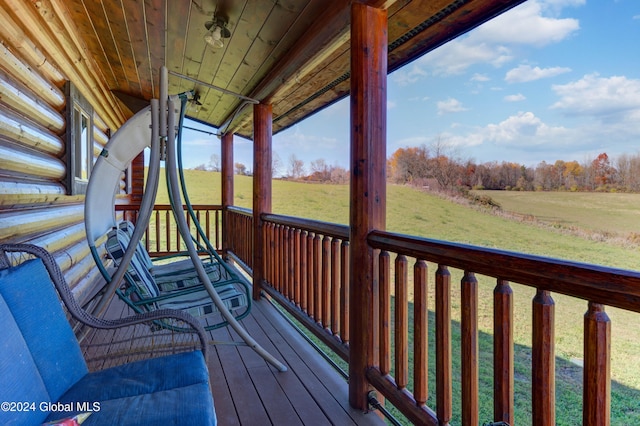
65,82,94,195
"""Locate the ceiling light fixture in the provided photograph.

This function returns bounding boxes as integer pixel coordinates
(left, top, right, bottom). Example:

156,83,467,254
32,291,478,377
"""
204,16,231,49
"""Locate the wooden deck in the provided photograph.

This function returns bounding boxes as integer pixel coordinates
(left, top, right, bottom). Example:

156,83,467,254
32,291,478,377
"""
86,292,386,426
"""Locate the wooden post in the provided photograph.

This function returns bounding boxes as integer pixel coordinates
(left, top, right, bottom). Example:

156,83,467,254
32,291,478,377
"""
532,289,555,425
583,302,611,426
253,104,272,301
221,132,234,259
461,271,479,426
494,280,514,425
348,2,387,411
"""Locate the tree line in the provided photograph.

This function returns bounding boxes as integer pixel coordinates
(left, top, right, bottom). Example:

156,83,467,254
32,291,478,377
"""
388,144,640,192
193,143,640,192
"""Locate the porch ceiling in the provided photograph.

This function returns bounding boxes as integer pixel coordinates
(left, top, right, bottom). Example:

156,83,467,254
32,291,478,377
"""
64,0,526,139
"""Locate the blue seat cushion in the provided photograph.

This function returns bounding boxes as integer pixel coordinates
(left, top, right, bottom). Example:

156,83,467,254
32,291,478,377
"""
0,258,88,403
46,381,216,426
51,351,215,426
0,294,50,426
57,351,210,402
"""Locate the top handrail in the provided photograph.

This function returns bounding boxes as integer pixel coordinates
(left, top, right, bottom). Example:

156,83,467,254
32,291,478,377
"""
261,213,350,240
227,206,253,216
368,229,640,313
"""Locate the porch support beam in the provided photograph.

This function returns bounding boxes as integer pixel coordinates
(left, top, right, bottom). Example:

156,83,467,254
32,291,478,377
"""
348,2,387,411
221,132,234,259
253,104,272,300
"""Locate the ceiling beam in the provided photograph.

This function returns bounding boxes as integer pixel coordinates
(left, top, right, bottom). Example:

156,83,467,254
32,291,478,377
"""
220,0,402,135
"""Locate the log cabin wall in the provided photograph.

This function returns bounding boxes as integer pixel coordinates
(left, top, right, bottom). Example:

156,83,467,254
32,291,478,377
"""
0,0,128,306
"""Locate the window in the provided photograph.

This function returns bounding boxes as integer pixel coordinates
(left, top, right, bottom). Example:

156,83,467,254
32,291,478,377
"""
65,82,94,194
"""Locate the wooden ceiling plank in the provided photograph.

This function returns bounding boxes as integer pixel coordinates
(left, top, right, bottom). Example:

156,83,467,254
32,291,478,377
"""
237,0,330,105
55,0,119,89
103,0,143,96
165,0,192,97
220,0,353,134
122,0,154,99
200,0,272,126
81,0,130,93
144,0,165,99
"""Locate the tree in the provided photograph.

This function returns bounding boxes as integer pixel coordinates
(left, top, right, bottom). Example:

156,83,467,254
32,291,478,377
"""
288,154,304,179
592,152,615,187
272,152,283,178
387,146,429,183
208,154,221,172
310,158,331,181
234,162,247,176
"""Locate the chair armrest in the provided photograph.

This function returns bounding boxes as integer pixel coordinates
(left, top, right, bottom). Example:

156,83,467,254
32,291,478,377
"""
0,243,209,365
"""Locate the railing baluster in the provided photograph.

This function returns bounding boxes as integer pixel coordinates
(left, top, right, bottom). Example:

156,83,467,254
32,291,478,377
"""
313,233,322,324
461,271,478,426
414,259,428,406
494,279,514,425
322,235,331,330
278,225,285,292
307,232,315,320
300,230,308,313
532,289,555,426
288,227,295,303
436,264,452,425
294,228,301,308
379,250,390,374
583,302,611,426
340,241,350,345
331,238,340,337
395,254,408,390
283,226,290,299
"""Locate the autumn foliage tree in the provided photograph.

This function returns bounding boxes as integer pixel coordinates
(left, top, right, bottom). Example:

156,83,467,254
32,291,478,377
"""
591,152,615,188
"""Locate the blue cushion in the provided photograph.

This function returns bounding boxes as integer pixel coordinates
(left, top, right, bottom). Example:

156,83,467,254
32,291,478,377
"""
47,382,216,426
0,259,88,403
0,294,50,426
58,351,209,403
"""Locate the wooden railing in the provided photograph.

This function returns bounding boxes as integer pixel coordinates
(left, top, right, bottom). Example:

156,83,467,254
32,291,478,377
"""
201,206,640,424
260,213,351,360
115,204,222,257
366,230,640,425
225,206,253,270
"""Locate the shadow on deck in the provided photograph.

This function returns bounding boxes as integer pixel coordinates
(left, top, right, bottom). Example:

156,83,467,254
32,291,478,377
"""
84,291,385,426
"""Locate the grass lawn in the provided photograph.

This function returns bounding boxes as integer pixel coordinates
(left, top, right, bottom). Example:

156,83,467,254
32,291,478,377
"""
158,171,640,425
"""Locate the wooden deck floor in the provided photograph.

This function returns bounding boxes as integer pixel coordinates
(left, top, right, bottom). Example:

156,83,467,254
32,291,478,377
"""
86,293,386,426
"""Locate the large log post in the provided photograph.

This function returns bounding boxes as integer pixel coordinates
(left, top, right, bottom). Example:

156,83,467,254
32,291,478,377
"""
348,2,387,411
253,104,272,300
221,132,234,259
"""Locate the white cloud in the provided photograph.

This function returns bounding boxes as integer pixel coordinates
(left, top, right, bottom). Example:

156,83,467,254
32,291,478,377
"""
391,64,428,85
437,98,468,115
397,0,581,80
471,73,490,82
476,0,581,47
550,74,640,119
504,93,526,102
505,64,572,83
484,112,566,143
387,100,397,109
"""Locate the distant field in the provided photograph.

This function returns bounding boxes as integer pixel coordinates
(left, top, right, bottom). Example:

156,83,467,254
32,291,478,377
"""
478,190,640,237
158,170,640,424
162,171,640,269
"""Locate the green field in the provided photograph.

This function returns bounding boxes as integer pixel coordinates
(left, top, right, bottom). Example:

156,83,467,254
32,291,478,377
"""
479,190,640,238
160,171,640,425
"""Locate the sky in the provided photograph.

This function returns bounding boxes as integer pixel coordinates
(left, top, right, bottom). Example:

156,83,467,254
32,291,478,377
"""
180,0,640,175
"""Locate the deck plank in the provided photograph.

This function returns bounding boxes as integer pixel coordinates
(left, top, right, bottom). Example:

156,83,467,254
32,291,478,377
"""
80,289,385,425
248,297,384,426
